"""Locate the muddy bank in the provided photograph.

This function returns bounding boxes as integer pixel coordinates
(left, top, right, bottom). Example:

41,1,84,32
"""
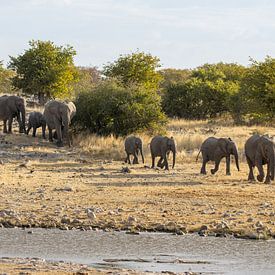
0,134,274,240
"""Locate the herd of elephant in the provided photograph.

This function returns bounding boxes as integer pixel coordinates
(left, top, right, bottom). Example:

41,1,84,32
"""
0,95,274,184
0,95,76,147
125,133,274,184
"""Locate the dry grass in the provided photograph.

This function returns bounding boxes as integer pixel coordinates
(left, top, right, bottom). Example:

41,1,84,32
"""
74,119,275,164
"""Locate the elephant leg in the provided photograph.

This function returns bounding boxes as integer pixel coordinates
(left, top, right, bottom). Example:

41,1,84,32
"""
16,113,23,133
32,127,37,137
42,124,46,139
200,155,207,174
163,155,169,170
151,156,155,168
265,162,271,184
255,159,264,182
211,157,222,175
133,151,139,164
246,156,255,181
48,128,53,142
157,157,163,168
55,124,63,147
3,120,7,133
26,126,31,135
8,117,13,133
226,156,231,175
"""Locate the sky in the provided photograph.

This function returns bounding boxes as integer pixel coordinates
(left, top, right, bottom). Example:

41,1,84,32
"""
0,0,274,69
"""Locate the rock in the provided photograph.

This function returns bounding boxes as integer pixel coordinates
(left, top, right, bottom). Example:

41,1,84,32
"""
0,160,4,165
121,167,131,173
199,225,208,231
61,217,71,224
54,186,73,192
87,210,96,220
247,217,254,222
127,216,137,223
222,212,231,218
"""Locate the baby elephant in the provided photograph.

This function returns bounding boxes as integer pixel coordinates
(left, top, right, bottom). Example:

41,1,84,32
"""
150,136,176,170
26,112,46,139
124,136,144,164
245,134,275,184
197,137,239,175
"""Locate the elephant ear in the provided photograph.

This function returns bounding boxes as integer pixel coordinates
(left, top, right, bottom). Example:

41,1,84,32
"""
218,138,229,154
258,140,267,158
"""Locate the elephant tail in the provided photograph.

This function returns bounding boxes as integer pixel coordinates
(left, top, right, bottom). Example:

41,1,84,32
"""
196,149,201,162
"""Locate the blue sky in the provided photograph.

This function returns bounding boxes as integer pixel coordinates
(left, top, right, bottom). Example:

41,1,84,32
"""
1,0,274,69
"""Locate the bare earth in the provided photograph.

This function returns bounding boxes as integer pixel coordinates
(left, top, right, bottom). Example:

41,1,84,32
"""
0,124,274,273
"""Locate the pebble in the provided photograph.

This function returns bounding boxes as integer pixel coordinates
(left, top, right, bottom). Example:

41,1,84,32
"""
121,167,131,173
127,216,137,223
87,210,96,220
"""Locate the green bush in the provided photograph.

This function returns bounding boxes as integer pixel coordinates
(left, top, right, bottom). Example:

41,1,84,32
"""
73,80,167,136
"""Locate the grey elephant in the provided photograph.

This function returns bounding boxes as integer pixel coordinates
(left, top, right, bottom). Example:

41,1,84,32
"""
245,134,274,184
124,136,144,164
26,112,46,139
150,136,176,170
0,95,26,134
43,100,76,147
197,137,240,175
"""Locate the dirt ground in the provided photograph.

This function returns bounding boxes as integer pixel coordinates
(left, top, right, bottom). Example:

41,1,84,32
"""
0,124,274,273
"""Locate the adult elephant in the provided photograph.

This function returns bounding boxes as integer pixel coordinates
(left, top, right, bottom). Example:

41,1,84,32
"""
150,136,176,170
245,134,274,184
43,100,76,147
0,95,26,134
124,136,144,164
197,137,240,175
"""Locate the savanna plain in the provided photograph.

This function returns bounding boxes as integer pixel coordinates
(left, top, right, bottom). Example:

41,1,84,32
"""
0,112,274,274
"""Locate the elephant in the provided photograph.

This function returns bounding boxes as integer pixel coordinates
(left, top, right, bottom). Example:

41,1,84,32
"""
124,136,144,164
245,134,274,184
197,137,240,175
0,95,26,134
43,100,76,147
150,136,176,170
26,112,46,139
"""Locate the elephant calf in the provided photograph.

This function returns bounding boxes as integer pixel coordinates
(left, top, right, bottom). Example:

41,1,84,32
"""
245,134,275,184
124,136,144,164
150,136,176,170
197,137,240,175
26,112,46,139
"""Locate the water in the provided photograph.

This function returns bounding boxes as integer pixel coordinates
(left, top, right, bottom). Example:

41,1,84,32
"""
0,228,274,274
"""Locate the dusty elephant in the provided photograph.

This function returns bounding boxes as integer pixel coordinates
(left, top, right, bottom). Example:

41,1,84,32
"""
0,95,26,134
43,100,76,147
124,136,144,164
150,136,176,170
245,134,274,184
197,137,240,175
26,112,46,138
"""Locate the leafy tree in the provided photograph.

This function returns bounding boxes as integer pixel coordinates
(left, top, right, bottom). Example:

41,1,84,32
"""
241,56,275,119
73,66,101,97
0,61,15,94
159,68,191,89
74,79,167,136
103,51,162,90
9,40,78,104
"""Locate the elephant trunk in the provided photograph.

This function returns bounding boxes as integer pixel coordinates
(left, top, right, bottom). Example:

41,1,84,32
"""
172,149,176,169
233,147,240,171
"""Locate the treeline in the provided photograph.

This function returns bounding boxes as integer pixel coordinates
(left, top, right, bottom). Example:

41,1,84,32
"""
0,40,274,136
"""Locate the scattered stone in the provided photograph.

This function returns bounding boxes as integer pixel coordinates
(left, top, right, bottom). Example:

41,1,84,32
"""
247,217,254,222
54,186,73,192
86,210,96,220
127,216,137,223
121,167,131,173
0,160,4,165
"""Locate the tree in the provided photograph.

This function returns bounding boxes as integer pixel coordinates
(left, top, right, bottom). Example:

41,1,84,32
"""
72,66,101,97
0,61,15,94
73,79,167,136
9,40,78,104
241,56,275,119
103,51,162,90
159,68,191,89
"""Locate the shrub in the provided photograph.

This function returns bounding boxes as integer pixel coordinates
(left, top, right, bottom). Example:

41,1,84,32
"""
73,80,167,136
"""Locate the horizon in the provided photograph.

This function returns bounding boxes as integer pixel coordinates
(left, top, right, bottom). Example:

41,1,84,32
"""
1,0,274,69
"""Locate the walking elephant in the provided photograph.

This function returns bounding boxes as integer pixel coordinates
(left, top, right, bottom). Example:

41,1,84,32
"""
43,100,76,147
26,112,46,139
245,134,274,184
124,136,144,164
197,137,240,175
0,95,26,134
150,136,176,170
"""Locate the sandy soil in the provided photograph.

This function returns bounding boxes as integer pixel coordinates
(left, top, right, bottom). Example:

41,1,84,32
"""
0,129,274,273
